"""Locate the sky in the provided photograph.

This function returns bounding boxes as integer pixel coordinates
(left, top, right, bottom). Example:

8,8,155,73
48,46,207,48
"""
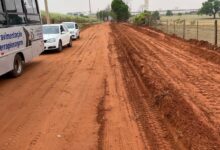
38,0,206,13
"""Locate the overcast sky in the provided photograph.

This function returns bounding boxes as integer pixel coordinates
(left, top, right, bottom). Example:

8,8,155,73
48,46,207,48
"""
38,0,206,13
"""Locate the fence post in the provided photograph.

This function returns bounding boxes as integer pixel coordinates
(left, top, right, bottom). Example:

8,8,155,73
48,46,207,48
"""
197,20,199,40
183,20,186,39
167,19,169,33
174,20,176,34
215,20,218,46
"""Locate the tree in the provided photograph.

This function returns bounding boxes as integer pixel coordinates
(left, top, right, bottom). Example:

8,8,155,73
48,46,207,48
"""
152,11,160,20
111,0,130,21
133,11,160,25
166,10,173,16
133,11,151,25
199,0,220,19
96,10,110,21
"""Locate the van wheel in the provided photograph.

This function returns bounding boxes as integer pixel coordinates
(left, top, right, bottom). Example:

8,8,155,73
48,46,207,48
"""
78,35,80,39
9,54,24,77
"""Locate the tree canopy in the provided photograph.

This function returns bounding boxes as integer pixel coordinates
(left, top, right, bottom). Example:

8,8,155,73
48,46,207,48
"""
152,11,160,20
133,11,160,25
199,0,220,18
166,10,173,16
111,0,130,21
96,10,111,21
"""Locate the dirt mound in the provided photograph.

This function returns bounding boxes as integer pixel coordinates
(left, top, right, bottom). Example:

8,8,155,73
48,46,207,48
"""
188,39,220,50
139,24,220,51
129,24,220,65
111,23,220,149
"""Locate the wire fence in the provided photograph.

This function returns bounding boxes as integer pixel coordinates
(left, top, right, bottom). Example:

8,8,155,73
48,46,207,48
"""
151,19,220,47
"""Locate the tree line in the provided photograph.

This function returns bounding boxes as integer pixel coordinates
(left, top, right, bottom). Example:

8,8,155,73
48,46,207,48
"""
97,0,130,21
96,0,220,23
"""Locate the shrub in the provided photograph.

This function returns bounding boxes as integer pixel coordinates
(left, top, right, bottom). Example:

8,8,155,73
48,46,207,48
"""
133,11,159,25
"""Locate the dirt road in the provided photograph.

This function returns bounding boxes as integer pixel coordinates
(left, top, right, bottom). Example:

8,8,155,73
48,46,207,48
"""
0,23,220,150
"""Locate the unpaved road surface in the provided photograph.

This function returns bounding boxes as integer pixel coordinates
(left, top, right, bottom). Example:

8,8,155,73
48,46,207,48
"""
0,23,220,150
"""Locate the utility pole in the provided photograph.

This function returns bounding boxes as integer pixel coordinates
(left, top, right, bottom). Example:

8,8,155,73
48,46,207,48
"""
44,0,50,24
144,0,149,10
89,0,92,15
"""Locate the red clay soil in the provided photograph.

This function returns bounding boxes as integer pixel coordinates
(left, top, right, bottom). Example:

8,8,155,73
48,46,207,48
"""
0,23,220,150
0,23,145,150
131,24,220,64
111,23,220,149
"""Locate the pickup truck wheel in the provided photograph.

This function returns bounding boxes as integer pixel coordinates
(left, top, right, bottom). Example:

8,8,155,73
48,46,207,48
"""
68,38,72,47
9,54,24,77
57,41,63,52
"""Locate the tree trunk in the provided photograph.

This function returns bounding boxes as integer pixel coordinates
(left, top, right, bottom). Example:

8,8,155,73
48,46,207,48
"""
213,13,216,19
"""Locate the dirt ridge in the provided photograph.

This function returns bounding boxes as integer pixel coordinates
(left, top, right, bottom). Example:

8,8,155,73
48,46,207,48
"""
111,23,220,149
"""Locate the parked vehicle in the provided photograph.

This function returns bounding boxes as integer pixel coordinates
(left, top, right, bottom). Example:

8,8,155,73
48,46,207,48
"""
0,0,44,77
62,22,80,40
43,24,72,52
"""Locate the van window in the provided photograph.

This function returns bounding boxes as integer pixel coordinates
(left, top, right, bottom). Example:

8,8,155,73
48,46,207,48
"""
5,0,16,12
15,0,24,13
0,14,6,26
63,25,69,32
27,15,40,24
0,0,3,12
5,0,23,13
64,23,75,29
0,0,6,26
31,0,38,14
8,14,26,25
24,0,38,14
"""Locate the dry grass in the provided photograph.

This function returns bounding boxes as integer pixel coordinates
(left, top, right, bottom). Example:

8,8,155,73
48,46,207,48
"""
153,16,220,46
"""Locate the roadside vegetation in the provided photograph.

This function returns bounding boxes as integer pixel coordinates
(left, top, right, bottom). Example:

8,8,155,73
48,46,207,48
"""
41,11,98,28
199,0,220,19
132,11,160,25
96,0,130,22
131,0,220,47
111,0,130,21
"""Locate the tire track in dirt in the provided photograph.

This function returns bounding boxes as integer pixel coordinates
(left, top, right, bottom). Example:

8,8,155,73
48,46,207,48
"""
97,78,107,150
111,24,178,150
0,25,103,150
127,24,220,75
120,25,220,123
122,25,220,126
111,23,220,149
0,26,97,99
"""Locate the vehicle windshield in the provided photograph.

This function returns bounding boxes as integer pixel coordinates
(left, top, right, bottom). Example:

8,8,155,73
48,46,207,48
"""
43,26,60,34
64,23,75,29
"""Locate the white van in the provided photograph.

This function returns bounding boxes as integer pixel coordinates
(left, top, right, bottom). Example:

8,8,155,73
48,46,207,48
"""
62,22,80,40
0,0,44,77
